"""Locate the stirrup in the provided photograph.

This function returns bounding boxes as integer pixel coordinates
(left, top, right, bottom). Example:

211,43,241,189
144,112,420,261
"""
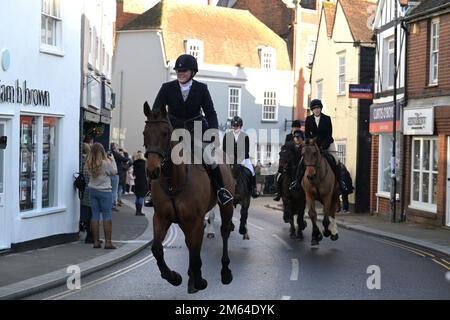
273,194,281,201
217,188,233,205
289,181,300,191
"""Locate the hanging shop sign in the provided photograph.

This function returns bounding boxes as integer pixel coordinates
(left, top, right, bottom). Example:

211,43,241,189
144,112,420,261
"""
349,84,373,99
403,106,434,135
0,79,50,107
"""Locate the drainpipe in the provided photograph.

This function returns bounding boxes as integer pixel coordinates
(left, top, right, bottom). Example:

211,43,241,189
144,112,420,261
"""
400,19,409,223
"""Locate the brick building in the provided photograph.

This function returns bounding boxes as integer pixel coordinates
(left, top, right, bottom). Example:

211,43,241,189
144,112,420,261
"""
402,0,450,227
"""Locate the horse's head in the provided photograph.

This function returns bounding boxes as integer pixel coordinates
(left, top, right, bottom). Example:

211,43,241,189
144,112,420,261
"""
278,145,292,172
143,101,173,180
301,138,321,181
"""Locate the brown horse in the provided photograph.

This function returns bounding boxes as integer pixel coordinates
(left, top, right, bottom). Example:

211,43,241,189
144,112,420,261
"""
301,138,340,246
278,143,307,239
143,102,235,294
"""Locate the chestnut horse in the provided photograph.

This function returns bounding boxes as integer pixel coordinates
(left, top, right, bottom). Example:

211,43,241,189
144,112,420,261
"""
301,138,340,246
143,102,235,294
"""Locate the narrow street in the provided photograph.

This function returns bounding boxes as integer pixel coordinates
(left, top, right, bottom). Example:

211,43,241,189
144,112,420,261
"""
27,201,450,300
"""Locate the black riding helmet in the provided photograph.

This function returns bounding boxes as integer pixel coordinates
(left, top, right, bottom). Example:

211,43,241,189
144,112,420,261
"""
310,99,323,110
293,129,304,140
174,54,198,72
231,116,243,128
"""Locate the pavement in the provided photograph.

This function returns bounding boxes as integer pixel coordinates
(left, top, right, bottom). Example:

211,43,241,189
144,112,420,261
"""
0,194,153,300
0,195,449,300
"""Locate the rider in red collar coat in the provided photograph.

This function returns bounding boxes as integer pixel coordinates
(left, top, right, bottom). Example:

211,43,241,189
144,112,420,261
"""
151,54,233,206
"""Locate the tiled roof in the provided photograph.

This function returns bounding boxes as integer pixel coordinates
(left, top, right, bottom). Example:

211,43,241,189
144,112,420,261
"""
120,0,292,70
407,0,450,20
324,2,337,38
338,0,376,43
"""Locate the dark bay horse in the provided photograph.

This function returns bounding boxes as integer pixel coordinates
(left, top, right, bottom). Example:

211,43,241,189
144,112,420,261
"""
301,138,341,246
143,102,235,294
278,143,307,239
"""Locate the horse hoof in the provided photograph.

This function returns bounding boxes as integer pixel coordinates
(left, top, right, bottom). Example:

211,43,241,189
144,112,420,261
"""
166,271,182,286
243,234,250,240
221,270,233,285
317,233,323,242
331,234,339,241
195,278,208,291
302,221,307,230
239,225,246,235
323,229,331,238
230,222,235,232
296,233,304,240
311,239,320,246
290,232,296,239
207,233,215,239
188,285,199,294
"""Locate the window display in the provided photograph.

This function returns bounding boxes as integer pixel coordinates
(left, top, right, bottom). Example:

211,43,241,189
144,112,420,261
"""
43,117,57,208
19,116,37,211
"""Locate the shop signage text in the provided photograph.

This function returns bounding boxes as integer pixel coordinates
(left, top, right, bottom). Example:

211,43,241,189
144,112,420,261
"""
0,79,50,107
349,84,374,99
369,100,402,133
403,107,434,135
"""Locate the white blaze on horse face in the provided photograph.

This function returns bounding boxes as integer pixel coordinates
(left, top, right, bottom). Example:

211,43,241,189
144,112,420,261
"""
328,217,338,236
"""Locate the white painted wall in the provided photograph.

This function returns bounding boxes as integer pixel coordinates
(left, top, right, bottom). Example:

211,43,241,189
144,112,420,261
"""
0,0,81,245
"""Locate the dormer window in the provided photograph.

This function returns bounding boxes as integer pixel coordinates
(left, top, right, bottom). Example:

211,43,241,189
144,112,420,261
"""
260,47,276,70
184,39,204,63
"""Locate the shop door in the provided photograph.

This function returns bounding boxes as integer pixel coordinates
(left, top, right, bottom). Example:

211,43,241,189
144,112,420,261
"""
447,137,450,227
0,120,9,249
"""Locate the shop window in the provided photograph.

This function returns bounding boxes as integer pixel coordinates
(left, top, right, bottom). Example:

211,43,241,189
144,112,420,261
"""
377,134,400,195
19,115,59,212
411,137,438,212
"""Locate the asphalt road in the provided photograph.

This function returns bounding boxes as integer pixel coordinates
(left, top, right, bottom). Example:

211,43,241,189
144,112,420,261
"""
27,201,450,300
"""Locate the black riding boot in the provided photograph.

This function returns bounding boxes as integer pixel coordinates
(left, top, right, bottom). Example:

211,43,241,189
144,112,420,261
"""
209,166,233,205
251,175,259,198
289,160,305,191
273,174,282,201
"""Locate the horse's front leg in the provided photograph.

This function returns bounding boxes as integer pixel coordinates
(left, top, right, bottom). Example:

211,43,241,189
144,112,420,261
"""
239,201,250,240
219,203,234,285
151,215,182,287
306,195,322,246
183,217,208,294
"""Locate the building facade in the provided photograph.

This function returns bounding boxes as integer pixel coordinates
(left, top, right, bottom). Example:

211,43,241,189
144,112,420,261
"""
80,0,116,151
0,0,82,251
310,0,375,212
403,0,450,227
112,0,294,165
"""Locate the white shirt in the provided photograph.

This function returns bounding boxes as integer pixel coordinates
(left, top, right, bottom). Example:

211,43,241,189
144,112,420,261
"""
179,80,193,101
233,130,241,142
314,115,321,127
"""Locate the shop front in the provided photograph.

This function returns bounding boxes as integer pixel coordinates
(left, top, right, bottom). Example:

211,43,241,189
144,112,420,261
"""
369,100,402,217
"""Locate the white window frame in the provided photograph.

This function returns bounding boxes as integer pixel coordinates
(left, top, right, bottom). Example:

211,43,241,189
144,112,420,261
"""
384,36,395,89
316,79,323,101
262,91,278,121
40,0,63,55
88,27,93,66
307,39,316,65
260,47,276,70
429,18,439,85
228,87,241,119
337,52,346,95
410,137,438,213
335,141,347,166
184,39,204,63
19,114,63,218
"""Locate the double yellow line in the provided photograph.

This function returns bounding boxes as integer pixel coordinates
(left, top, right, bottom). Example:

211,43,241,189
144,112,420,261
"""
373,238,450,271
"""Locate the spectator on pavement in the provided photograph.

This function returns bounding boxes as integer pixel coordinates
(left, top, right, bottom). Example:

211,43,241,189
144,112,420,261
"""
132,151,149,216
86,143,118,249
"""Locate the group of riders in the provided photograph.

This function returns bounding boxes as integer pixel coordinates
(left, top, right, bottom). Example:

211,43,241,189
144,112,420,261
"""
149,53,352,209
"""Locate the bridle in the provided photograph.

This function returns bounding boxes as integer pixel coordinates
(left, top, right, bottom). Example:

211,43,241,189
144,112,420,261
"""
144,119,172,167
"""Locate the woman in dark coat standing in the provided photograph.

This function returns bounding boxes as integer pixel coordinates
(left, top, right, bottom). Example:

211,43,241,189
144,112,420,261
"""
132,151,148,216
